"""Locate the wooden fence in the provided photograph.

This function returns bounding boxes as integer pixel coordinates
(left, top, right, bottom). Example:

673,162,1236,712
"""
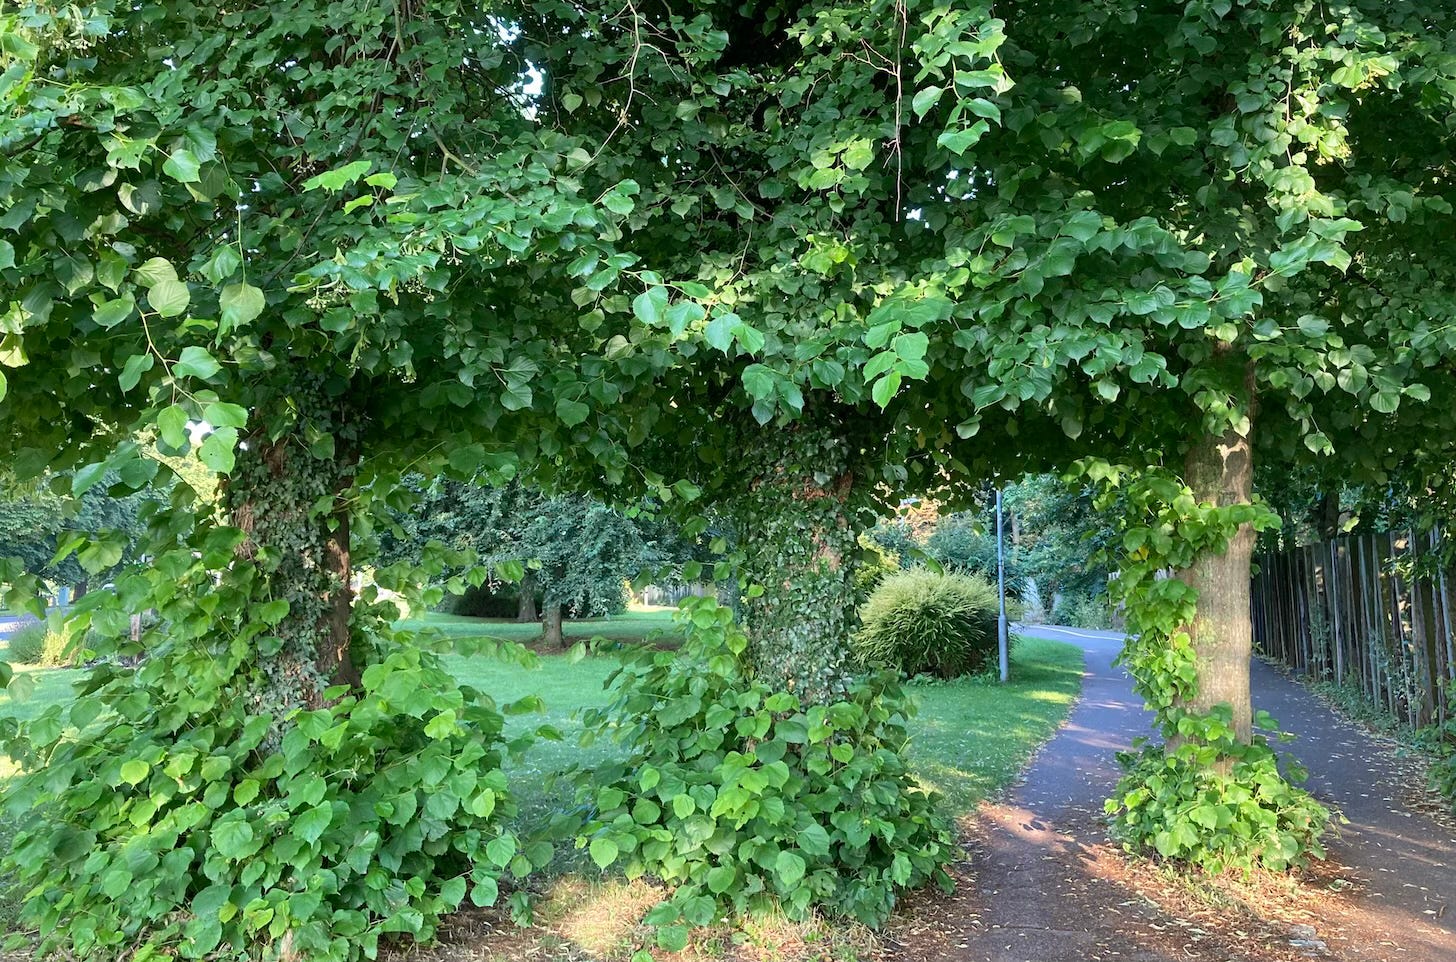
1251,529,1456,731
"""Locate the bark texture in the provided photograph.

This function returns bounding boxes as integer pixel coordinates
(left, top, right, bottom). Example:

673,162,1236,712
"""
516,572,539,623
1175,422,1256,745
541,603,565,649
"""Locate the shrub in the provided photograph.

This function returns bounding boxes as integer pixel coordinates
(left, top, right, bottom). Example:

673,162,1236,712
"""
5,622,46,664
2,614,544,962
6,620,81,667
1051,591,1114,630
852,532,899,601
855,570,998,678
1105,709,1331,873
569,599,955,942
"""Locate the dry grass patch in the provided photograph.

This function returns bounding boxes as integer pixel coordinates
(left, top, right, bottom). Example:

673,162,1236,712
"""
382,876,883,962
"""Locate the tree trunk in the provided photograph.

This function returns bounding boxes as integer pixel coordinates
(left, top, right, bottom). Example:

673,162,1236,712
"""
227,417,360,720
1174,419,1256,749
541,603,564,649
1317,490,1340,542
517,572,539,623
733,416,868,705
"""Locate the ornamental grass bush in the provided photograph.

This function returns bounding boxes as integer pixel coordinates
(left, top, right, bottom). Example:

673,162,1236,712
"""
854,569,998,679
4,621,76,667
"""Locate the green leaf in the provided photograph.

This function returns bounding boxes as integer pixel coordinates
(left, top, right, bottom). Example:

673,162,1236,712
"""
157,404,191,449
603,191,635,216
657,925,689,952
294,804,333,844
1369,389,1400,414
219,283,265,331
212,820,255,860
501,382,533,411
871,372,901,408
162,148,202,183
632,286,669,325
912,86,944,118
72,462,108,496
175,346,222,380
774,850,806,887
94,294,136,329
589,836,619,869
119,759,150,785
706,866,737,894
119,353,153,392
147,278,191,318
203,402,249,429
203,246,243,284
471,876,500,907
965,98,1002,123
199,427,239,474
486,835,517,867
704,314,736,352
556,397,590,426
742,364,775,400
302,160,373,192
136,257,178,286
937,121,991,156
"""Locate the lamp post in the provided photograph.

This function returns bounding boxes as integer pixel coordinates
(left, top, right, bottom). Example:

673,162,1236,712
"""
996,486,1009,683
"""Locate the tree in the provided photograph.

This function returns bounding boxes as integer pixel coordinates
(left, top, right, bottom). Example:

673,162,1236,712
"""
382,479,672,645
917,2,1455,866
525,0,1456,865
0,0,1031,949
0,3,715,956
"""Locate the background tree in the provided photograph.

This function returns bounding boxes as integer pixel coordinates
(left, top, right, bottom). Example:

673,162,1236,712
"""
0,472,155,596
381,479,675,644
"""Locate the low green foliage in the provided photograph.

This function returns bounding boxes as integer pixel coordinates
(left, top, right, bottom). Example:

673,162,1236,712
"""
1,612,547,961
568,599,955,943
1431,751,1456,807
1107,707,1330,873
855,569,998,679
6,620,78,668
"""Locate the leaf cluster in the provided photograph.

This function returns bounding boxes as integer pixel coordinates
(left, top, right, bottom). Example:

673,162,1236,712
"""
564,598,955,941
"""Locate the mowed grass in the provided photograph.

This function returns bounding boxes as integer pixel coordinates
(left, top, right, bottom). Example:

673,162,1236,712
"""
400,609,684,646
907,635,1085,813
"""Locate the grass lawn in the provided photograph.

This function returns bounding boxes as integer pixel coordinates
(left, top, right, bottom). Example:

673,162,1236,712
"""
401,609,685,647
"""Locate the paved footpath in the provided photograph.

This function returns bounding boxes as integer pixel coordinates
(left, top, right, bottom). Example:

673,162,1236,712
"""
948,625,1456,962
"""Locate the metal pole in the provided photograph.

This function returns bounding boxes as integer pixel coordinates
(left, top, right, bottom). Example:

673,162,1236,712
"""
997,487,1009,683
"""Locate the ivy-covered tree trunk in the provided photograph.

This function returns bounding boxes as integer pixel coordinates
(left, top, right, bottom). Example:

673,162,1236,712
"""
541,603,565,649
227,423,361,717
1174,421,1256,747
733,419,868,705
